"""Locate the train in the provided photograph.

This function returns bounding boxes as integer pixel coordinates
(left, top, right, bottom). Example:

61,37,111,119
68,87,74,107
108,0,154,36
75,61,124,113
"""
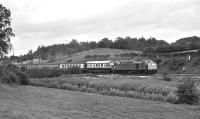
17,59,157,75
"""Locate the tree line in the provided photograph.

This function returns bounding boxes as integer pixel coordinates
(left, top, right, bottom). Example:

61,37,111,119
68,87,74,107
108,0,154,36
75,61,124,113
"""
14,36,200,62
14,37,169,61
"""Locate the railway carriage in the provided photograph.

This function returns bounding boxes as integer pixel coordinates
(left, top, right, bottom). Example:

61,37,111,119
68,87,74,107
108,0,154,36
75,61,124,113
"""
85,60,113,73
26,64,59,69
59,62,85,69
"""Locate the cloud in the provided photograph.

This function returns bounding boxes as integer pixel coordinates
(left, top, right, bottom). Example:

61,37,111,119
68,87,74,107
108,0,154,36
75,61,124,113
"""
2,0,200,55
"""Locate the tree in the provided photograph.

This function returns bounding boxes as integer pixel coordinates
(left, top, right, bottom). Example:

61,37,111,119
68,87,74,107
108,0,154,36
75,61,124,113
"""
68,39,79,49
0,4,14,58
114,37,128,49
89,41,97,49
97,38,113,48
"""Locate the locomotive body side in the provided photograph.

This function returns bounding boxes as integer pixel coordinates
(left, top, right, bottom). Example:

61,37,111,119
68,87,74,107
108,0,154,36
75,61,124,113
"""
113,60,144,74
113,59,157,74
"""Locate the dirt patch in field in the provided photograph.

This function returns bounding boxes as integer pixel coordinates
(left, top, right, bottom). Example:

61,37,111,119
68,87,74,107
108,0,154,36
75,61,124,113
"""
0,85,200,119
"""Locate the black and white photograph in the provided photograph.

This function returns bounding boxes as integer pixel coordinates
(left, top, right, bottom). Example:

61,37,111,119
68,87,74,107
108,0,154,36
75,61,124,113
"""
0,0,200,118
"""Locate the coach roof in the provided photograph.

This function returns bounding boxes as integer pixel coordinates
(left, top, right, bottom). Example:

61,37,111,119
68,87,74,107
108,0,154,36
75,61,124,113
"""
86,60,112,64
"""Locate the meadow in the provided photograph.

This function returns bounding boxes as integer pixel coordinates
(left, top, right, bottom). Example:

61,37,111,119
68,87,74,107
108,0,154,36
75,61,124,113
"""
1,74,200,119
1,85,200,119
29,74,196,103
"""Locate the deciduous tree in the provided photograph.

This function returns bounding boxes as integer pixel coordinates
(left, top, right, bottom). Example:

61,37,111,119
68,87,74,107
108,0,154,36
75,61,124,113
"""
0,4,14,58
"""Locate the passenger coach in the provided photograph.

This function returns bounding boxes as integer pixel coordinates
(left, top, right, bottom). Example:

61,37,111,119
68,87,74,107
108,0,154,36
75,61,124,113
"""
59,62,84,69
85,60,113,73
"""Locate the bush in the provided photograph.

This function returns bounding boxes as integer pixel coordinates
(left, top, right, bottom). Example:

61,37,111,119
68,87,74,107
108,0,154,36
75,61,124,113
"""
0,63,29,85
14,70,29,85
26,67,82,78
2,71,20,84
176,77,200,105
65,67,82,74
26,68,62,78
161,73,172,81
165,92,178,103
61,83,78,91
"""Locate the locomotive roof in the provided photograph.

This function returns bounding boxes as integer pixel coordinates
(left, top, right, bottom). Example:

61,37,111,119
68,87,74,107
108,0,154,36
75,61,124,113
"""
86,60,112,64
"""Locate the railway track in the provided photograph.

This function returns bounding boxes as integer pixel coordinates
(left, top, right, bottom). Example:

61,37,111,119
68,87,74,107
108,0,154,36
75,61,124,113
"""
155,73,200,76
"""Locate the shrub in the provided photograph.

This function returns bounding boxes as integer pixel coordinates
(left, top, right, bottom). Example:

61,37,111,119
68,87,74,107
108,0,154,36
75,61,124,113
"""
14,70,29,85
26,67,82,78
61,83,77,91
65,67,82,74
161,73,172,81
85,87,96,93
176,77,200,105
165,92,178,103
0,63,29,85
26,68,62,78
2,71,20,84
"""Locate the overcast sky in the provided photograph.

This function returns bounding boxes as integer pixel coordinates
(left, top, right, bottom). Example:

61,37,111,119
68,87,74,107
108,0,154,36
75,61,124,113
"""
1,0,200,55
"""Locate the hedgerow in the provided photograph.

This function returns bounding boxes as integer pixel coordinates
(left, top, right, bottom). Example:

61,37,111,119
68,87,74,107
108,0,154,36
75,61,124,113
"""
25,66,82,78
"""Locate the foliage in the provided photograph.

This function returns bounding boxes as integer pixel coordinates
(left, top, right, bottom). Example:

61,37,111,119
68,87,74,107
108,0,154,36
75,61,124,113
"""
176,77,200,105
165,92,178,104
161,73,172,81
0,4,15,56
25,68,62,78
26,67,82,78
16,36,169,62
0,63,29,85
64,66,82,74
29,75,174,103
168,58,185,71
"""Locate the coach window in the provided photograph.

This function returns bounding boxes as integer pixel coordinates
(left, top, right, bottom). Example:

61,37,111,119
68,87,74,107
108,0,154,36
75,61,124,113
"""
136,63,139,69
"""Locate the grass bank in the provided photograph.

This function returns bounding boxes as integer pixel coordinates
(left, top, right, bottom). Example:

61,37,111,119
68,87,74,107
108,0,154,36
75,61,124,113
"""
29,74,179,103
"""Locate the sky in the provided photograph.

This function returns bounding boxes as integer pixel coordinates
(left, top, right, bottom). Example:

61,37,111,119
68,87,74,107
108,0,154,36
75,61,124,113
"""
1,0,200,55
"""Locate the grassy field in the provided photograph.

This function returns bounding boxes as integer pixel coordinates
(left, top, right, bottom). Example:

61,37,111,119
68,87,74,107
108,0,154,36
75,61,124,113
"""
52,48,142,63
29,74,200,103
0,85,200,119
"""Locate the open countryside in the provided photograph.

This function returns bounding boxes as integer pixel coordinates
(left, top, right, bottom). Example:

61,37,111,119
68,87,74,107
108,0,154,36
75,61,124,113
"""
1,1,200,119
